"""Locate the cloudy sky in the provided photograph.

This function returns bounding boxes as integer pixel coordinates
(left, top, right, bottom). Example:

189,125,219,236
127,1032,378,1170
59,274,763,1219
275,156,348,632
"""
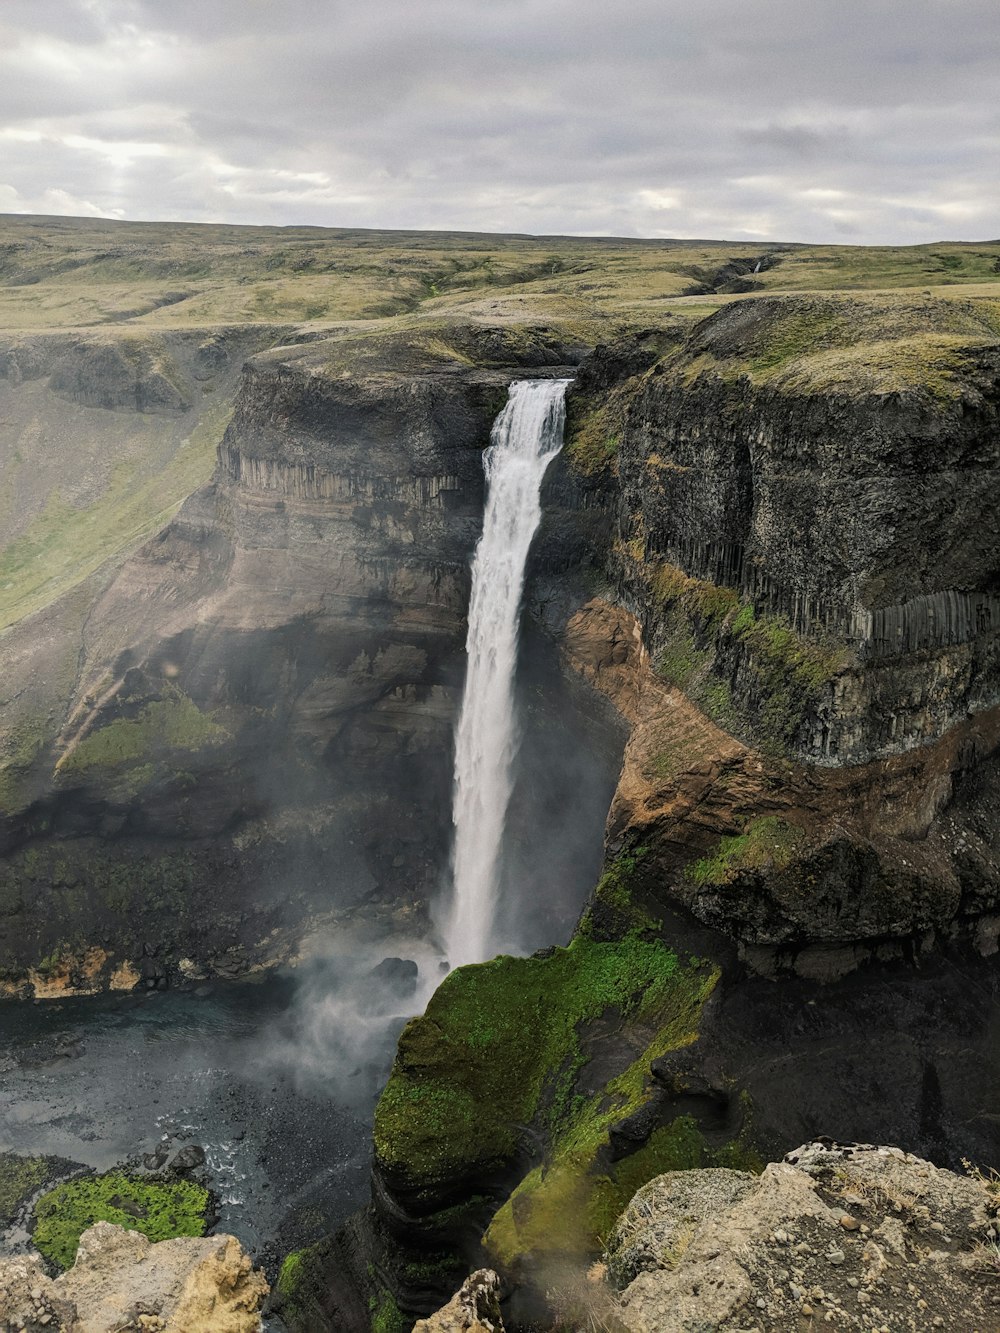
0,0,997,242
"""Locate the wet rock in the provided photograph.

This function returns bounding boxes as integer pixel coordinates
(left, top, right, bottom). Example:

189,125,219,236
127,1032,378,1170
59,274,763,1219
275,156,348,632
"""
368,957,419,998
167,1144,206,1175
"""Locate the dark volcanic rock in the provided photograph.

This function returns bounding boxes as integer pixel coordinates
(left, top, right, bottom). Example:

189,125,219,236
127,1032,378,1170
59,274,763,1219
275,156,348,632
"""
369,957,420,999
0,320,605,990
168,1144,206,1175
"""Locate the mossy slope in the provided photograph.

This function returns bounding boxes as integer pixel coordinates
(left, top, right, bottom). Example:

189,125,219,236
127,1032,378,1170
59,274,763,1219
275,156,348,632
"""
371,928,743,1305
374,936,708,1195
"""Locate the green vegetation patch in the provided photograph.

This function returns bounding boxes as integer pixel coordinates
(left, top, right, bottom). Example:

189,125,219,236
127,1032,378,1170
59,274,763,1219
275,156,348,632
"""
482,960,741,1267
667,292,1000,402
33,1171,210,1269
374,937,710,1199
731,609,848,754
370,1291,407,1333
637,558,848,754
276,1241,338,1333
565,401,622,475
60,689,228,776
685,815,805,888
0,392,233,631
0,1154,52,1226
582,847,665,939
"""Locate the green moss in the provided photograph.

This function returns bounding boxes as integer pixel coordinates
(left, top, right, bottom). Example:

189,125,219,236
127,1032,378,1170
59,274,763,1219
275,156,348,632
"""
731,612,848,754
587,848,662,943
276,1239,338,1333
278,1249,305,1293
374,937,708,1198
61,690,228,775
694,678,737,729
634,553,848,754
593,847,648,912
483,960,719,1267
744,305,848,374
369,1292,407,1333
685,815,805,888
33,1171,210,1269
731,602,756,634
565,402,621,475
0,1154,50,1226
672,293,1000,402
656,624,709,690
769,333,981,402
35,947,68,978
400,1253,460,1286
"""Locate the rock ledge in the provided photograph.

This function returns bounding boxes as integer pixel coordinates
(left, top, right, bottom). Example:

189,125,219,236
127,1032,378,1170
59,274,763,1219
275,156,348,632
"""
606,1140,1000,1331
0,1221,267,1333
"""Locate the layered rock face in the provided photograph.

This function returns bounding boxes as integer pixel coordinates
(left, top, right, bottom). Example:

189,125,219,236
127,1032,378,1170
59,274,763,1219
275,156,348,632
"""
572,295,1000,763
0,321,607,989
556,294,1000,971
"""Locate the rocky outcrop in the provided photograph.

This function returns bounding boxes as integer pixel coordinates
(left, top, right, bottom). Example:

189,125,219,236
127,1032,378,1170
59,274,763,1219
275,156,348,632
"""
561,597,1000,975
0,1221,267,1332
543,295,1000,971
566,294,1000,764
605,1140,1000,1331
413,1270,505,1332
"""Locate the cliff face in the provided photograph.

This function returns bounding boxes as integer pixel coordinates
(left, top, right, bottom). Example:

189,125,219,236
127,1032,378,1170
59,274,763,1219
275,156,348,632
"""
553,294,1000,972
0,321,614,992
329,295,1000,1331
573,295,1000,762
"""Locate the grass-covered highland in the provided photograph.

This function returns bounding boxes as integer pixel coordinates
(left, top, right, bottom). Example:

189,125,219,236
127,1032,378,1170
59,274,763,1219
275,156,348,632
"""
2,214,999,332
1,213,997,644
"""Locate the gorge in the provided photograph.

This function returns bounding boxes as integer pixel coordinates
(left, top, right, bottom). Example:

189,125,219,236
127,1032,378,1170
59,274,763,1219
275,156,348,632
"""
1,218,999,1332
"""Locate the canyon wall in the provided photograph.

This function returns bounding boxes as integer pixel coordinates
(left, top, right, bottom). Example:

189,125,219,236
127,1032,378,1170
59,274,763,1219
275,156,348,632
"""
0,321,612,992
307,293,1000,1331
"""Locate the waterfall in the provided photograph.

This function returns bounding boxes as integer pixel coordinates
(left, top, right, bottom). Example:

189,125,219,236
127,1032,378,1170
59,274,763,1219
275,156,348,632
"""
444,378,571,968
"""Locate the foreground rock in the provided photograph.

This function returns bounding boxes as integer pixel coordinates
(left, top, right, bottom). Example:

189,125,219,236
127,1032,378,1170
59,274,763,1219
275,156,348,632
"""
412,1269,505,1332
0,1221,267,1332
606,1140,1000,1331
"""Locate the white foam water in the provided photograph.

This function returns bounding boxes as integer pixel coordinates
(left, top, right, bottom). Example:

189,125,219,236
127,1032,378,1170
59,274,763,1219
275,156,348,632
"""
444,378,571,968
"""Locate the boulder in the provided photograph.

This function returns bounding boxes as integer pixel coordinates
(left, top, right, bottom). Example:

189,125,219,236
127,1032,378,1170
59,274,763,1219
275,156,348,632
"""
605,1141,1000,1331
0,1221,267,1333
413,1269,505,1333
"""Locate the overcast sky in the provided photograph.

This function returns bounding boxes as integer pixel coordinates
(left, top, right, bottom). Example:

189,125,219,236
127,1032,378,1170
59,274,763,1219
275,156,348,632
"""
0,0,997,243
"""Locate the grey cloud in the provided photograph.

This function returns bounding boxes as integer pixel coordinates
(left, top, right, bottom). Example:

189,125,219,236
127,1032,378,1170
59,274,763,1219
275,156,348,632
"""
0,0,996,241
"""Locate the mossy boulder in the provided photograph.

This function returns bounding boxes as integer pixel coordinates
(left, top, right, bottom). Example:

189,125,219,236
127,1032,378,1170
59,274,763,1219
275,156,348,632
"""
374,936,709,1198
369,928,756,1306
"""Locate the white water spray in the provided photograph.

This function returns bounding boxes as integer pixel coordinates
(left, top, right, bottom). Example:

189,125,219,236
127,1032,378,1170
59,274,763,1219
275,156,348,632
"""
444,378,571,968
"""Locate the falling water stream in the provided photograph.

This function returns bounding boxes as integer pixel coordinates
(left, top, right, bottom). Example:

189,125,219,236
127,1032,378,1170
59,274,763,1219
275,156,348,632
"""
444,378,571,967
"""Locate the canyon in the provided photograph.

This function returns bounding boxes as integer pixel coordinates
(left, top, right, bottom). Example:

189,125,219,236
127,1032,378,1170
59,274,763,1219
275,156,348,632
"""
1,217,999,1331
